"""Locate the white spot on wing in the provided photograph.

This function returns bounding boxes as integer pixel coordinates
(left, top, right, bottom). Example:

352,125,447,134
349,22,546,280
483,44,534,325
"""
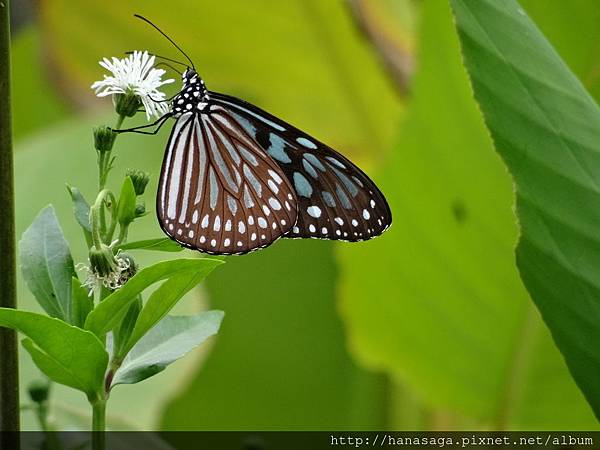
307,206,321,218
268,180,279,194
268,197,282,210
201,214,209,228
296,137,317,149
268,169,283,184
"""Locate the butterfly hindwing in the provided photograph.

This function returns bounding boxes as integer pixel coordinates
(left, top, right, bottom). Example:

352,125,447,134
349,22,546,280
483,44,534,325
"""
156,111,298,255
210,92,392,242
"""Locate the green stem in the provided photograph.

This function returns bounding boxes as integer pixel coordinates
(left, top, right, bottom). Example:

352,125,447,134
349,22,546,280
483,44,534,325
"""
98,115,125,191
92,397,106,450
91,190,117,247
34,401,63,450
117,224,129,245
35,402,50,432
0,0,20,434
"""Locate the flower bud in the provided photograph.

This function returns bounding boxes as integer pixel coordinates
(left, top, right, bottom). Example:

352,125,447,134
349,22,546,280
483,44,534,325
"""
28,380,50,404
126,169,150,196
89,244,118,278
93,126,116,153
135,203,146,218
115,91,142,117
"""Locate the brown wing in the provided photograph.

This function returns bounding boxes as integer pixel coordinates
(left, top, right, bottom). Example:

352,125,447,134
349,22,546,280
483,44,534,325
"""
157,111,298,255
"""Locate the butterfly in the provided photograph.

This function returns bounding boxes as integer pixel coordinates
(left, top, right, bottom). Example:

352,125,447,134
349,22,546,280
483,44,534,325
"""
117,16,392,255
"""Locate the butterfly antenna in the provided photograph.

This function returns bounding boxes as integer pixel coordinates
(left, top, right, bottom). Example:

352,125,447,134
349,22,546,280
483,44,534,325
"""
133,14,195,70
125,50,187,68
155,61,182,74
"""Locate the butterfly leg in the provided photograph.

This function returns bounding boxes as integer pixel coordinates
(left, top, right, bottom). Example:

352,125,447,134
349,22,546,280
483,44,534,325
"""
147,92,178,103
111,113,172,135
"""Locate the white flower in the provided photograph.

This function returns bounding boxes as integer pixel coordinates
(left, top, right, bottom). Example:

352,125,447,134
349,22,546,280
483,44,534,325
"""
78,249,136,294
91,50,174,120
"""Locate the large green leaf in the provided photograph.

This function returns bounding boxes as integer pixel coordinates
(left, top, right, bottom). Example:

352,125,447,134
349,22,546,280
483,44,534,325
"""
84,258,222,337
116,238,183,253
519,1,600,102
336,0,597,429
19,205,76,322
450,0,600,420
161,240,387,430
0,309,107,399
112,312,223,387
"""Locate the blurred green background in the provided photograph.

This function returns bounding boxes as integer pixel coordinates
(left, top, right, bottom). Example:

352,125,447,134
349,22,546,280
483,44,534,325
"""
9,0,600,430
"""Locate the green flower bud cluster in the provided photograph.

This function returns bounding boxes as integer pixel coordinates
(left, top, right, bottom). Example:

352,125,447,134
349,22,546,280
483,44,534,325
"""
126,169,150,196
93,126,116,153
89,244,118,278
28,379,50,404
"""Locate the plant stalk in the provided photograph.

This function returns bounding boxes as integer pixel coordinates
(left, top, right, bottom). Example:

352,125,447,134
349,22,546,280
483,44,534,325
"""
92,397,106,450
0,0,20,434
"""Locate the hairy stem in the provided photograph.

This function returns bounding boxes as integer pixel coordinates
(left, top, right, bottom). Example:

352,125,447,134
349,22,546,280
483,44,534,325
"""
0,0,20,434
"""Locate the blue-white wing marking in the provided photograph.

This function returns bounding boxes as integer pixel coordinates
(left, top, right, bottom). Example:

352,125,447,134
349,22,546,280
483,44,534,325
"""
211,92,392,242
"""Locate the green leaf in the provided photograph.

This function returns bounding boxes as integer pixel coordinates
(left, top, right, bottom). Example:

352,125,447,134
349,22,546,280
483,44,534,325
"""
66,184,93,248
116,238,183,253
112,296,141,361
19,205,75,322
111,312,224,387
0,308,107,398
70,277,92,328
66,184,91,232
450,0,600,419
117,176,137,227
118,266,217,360
336,0,597,429
84,258,223,337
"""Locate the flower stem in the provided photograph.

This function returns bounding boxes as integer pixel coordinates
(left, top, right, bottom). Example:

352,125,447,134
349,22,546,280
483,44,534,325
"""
91,189,117,247
97,115,125,191
92,397,106,450
0,0,20,434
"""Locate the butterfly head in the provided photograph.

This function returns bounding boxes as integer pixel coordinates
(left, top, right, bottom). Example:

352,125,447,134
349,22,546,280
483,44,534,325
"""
182,68,205,87
172,69,209,116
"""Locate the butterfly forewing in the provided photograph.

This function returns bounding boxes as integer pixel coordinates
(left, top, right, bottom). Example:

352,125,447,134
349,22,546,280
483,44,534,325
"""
157,111,298,255
211,92,392,242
